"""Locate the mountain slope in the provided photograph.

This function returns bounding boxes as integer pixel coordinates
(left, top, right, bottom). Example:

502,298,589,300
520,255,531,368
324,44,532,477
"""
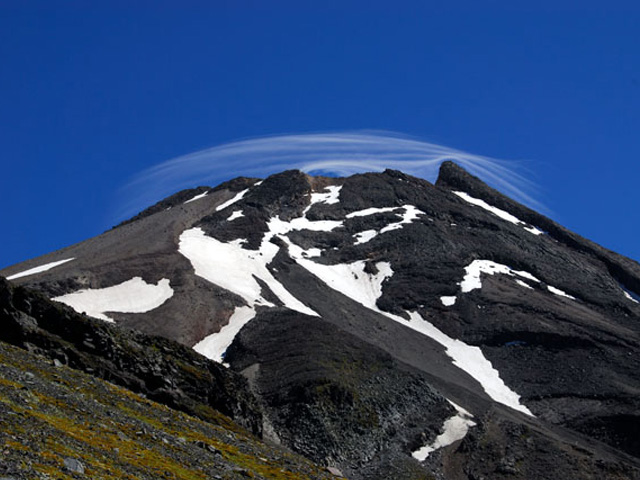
2,162,640,479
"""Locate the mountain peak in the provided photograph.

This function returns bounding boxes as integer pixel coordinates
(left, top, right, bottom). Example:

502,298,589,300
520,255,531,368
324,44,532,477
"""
2,166,640,479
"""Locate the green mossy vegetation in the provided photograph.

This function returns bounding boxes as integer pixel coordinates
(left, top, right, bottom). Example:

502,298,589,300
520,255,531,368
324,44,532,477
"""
0,341,340,480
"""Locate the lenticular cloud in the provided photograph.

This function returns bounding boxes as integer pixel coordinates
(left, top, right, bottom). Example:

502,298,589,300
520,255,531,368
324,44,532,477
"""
115,131,540,222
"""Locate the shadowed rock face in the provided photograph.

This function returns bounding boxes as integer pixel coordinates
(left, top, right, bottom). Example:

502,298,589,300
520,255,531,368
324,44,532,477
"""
0,277,262,436
2,163,640,479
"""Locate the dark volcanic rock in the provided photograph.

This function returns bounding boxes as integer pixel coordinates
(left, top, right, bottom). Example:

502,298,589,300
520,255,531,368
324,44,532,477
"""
225,308,452,479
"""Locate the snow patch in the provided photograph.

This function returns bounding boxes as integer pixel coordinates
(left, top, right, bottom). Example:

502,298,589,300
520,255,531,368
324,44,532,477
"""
7,258,75,280
457,260,576,303
303,185,342,214
619,284,640,304
295,259,393,310
412,401,476,461
515,279,534,290
454,191,543,236
216,189,249,212
184,191,208,204
440,296,457,306
524,225,545,235
353,230,378,245
460,260,541,293
193,306,256,363
307,185,342,209
346,205,425,245
52,277,173,322
547,285,576,300
227,210,244,221
380,205,424,233
269,216,343,234
346,206,399,218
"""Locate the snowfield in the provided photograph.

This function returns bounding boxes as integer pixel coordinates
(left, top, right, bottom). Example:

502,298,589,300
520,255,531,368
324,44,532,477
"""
52,277,173,322
7,258,75,280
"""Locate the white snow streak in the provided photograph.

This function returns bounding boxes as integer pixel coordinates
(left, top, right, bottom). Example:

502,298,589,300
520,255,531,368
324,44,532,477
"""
623,290,640,304
404,311,532,415
547,285,576,300
215,189,249,212
193,306,256,363
439,259,575,305
459,260,538,293
7,258,75,280
346,205,426,245
380,205,424,233
453,191,543,236
52,277,173,322
412,401,477,461
184,191,208,204
227,210,244,221
515,279,534,290
345,207,399,218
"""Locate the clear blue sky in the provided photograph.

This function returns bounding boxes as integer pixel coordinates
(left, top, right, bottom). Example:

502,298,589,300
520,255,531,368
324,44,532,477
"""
1,1,639,268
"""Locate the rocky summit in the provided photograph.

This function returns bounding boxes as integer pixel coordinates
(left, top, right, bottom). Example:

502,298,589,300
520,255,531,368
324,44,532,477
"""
2,161,640,480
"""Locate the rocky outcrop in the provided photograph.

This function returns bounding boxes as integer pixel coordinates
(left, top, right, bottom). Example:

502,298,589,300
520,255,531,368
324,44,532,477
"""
226,308,453,479
0,277,262,435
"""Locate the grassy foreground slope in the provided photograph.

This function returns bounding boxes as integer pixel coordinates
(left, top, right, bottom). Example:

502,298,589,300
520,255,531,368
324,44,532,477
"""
0,340,341,480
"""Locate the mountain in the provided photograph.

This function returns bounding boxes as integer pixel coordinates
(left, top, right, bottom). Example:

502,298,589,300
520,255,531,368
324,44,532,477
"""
2,161,640,480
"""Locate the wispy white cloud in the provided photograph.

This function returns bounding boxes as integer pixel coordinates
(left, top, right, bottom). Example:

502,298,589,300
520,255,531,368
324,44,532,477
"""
114,131,542,222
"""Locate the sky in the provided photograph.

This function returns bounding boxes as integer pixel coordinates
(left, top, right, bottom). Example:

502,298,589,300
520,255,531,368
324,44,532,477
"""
1,1,639,268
